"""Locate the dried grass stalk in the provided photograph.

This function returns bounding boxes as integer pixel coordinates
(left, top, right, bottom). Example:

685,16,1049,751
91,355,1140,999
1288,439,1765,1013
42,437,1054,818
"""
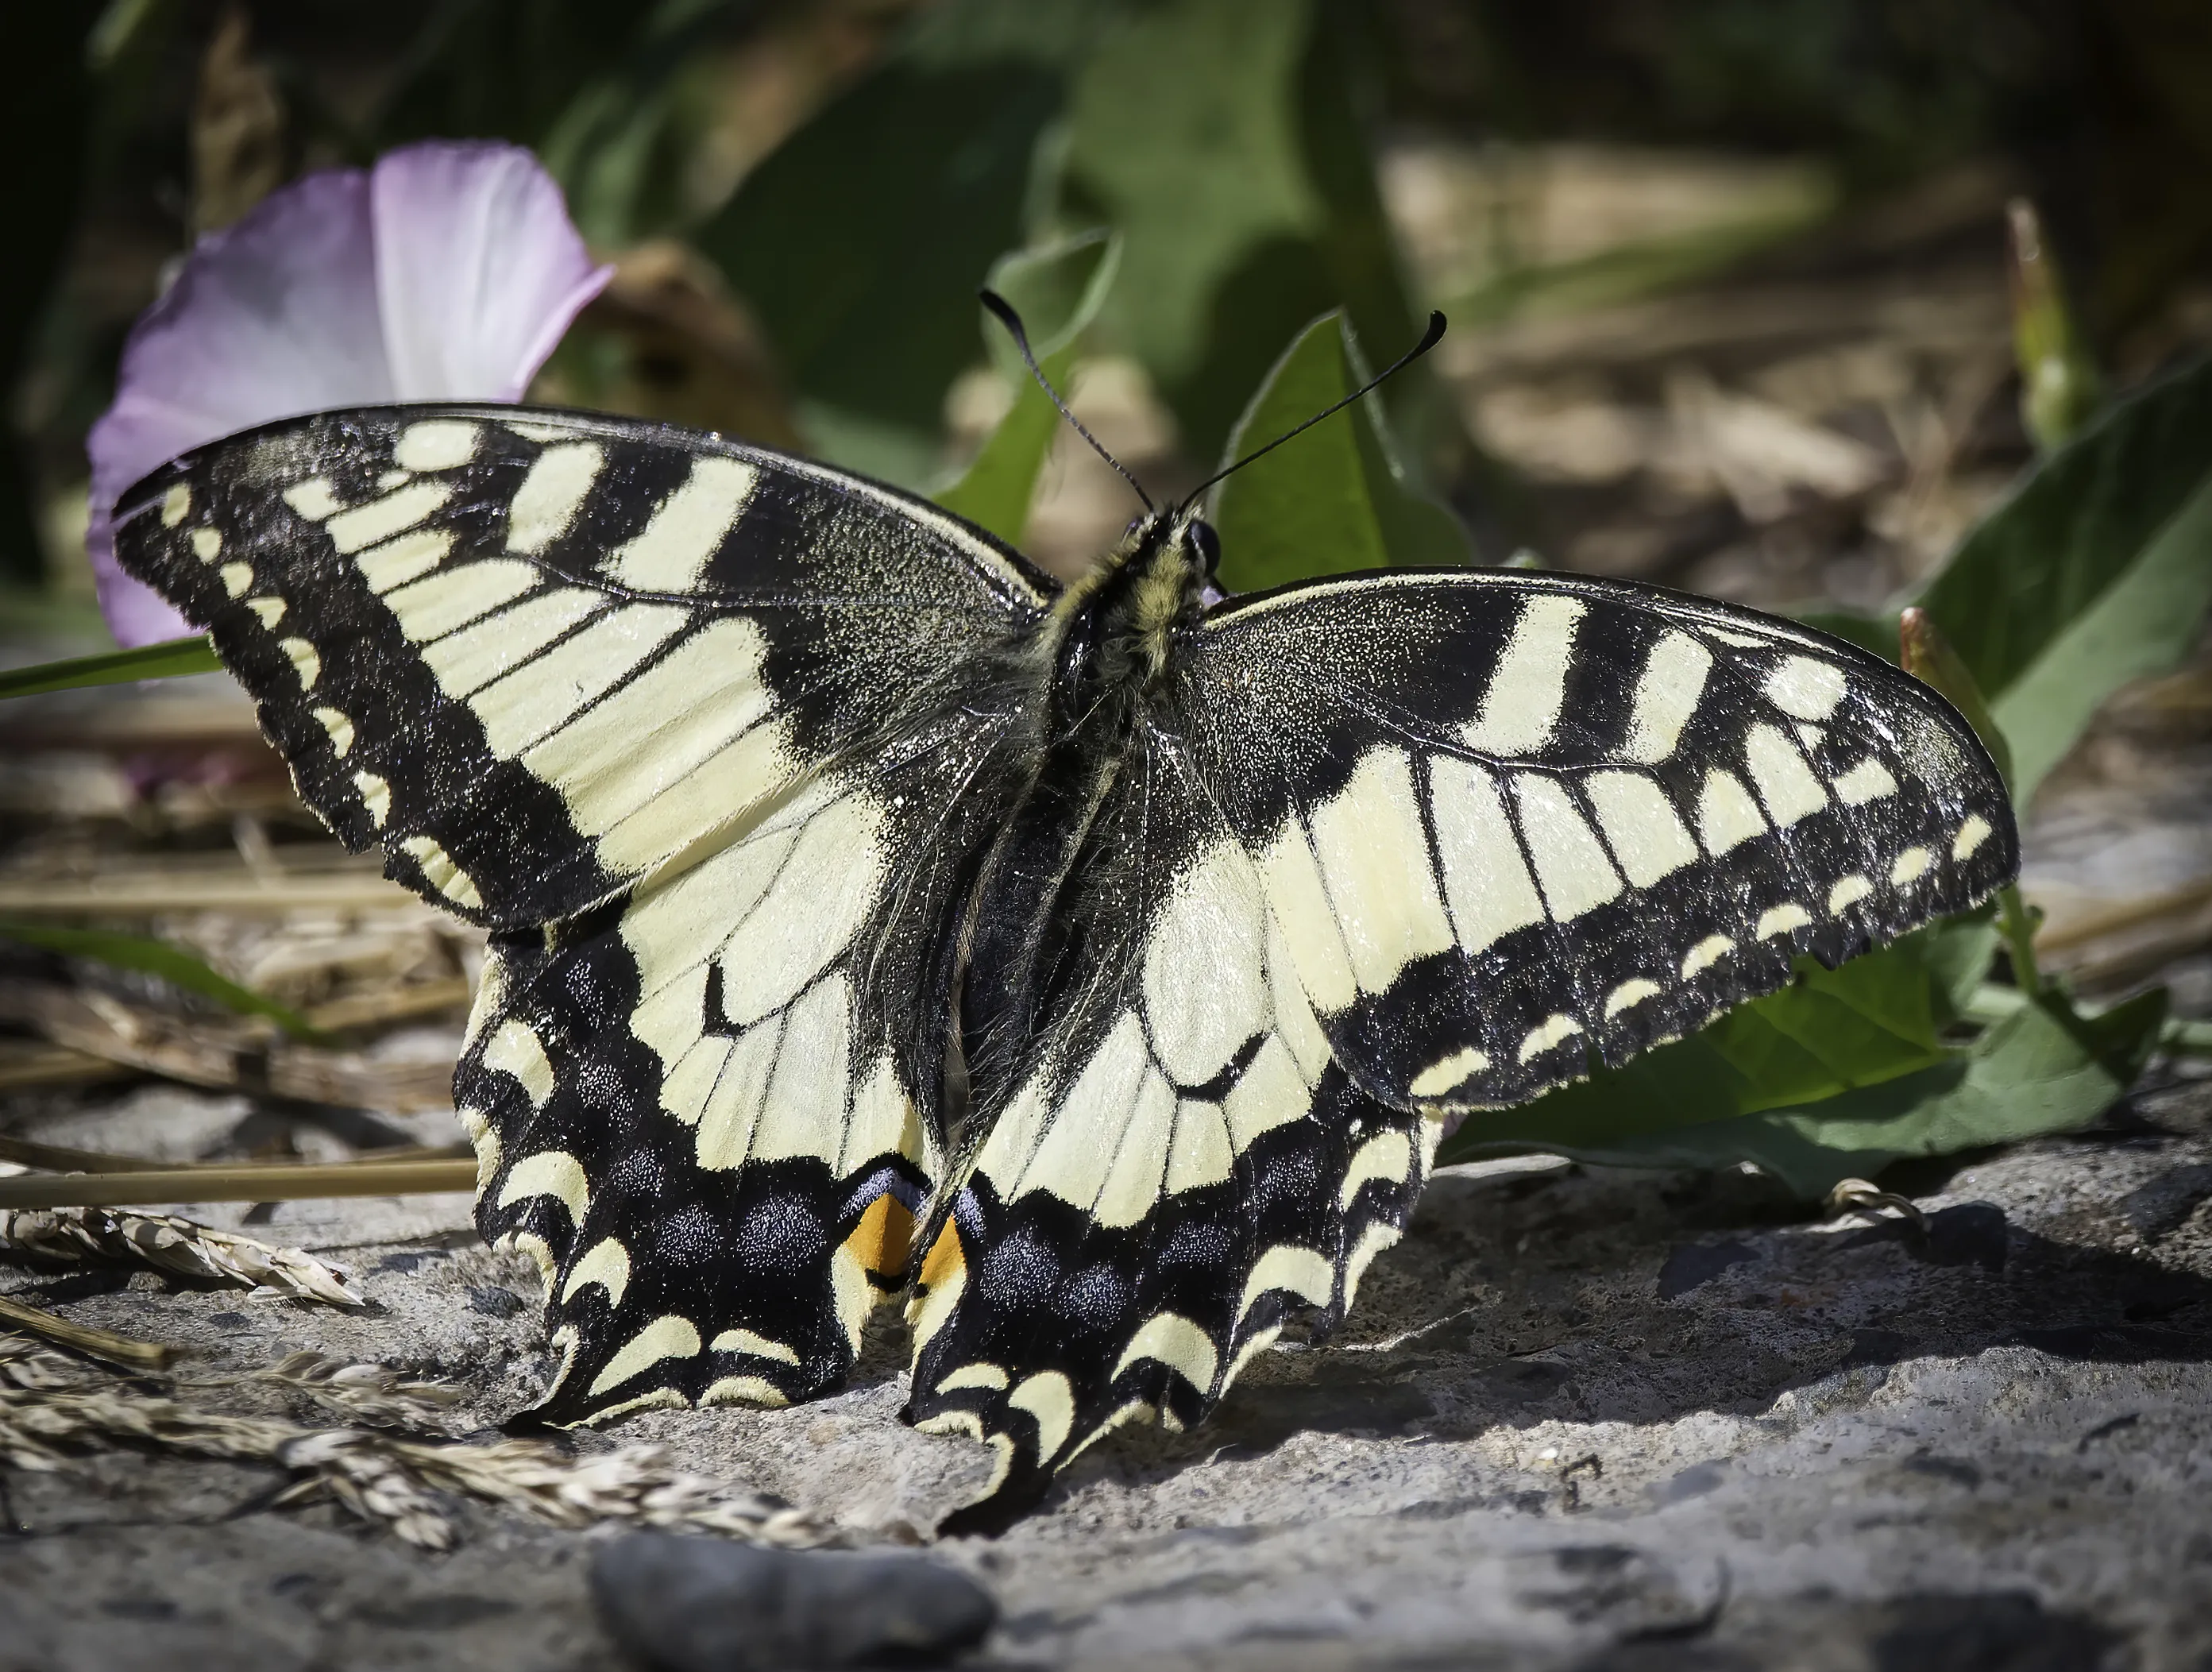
0,875,419,916
0,1042,131,1095
304,976,473,1033
0,1132,469,1176
0,1204,363,1305
0,1159,477,1209
239,1350,466,1431
0,1295,179,1370
0,1382,832,1551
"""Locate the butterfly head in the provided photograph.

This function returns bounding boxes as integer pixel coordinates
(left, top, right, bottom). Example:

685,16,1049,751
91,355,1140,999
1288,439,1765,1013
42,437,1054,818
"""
1119,511,1220,577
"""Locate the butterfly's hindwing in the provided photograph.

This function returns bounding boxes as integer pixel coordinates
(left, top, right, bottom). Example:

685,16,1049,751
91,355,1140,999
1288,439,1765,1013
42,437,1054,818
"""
905,740,1440,1523
113,405,1051,926
462,718,1027,1420
1183,570,2017,1110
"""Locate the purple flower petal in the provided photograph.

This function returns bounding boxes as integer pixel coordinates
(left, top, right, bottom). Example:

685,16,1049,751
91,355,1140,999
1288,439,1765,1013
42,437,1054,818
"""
372,141,613,401
85,141,609,647
87,170,388,643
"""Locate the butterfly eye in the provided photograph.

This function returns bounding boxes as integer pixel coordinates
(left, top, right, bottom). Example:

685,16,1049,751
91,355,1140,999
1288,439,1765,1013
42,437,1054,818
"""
1187,519,1222,575
1124,516,1147,540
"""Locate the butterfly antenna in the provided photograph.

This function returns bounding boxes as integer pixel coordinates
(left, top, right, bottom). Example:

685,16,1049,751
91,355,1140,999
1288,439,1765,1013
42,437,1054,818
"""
979,288,1153,515
1181,311,1447,511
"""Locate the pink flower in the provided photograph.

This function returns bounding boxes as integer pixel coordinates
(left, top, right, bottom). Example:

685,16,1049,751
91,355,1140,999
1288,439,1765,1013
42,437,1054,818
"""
86,141,612,646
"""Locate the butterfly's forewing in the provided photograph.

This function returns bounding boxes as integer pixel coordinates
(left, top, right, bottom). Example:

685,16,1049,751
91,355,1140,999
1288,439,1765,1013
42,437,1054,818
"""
112,405,1052,927
1183,570,2017,1110
114,404,1052,1415
905,734,1439,1527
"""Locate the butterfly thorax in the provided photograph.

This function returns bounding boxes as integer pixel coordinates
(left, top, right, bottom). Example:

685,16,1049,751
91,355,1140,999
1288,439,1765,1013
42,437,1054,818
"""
1043,514,1211,736
955,515,1214,1114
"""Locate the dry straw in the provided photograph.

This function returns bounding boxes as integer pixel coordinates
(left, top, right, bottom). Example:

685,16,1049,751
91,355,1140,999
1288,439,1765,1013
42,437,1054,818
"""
0,1203,362,1304
234,1349,468,1431
0,1332,831,1551
0,1294,177,1370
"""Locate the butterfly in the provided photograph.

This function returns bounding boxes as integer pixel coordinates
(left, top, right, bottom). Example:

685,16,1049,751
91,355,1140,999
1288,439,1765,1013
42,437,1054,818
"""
111,311,2016,1531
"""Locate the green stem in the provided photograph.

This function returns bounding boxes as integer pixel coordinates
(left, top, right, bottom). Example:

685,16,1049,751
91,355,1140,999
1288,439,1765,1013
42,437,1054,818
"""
0,635,221,700
1997,884,2044,998
1967,982,2212,1059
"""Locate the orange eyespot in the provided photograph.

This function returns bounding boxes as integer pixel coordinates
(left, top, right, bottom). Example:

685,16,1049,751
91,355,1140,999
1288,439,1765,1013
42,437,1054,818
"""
918,1218,965,1291
843,1191,916,1282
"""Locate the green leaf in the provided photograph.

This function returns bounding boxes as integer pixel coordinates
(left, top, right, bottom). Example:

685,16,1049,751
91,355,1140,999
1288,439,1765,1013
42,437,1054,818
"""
0,921,326,1043
1986,472,2212,801
1923,909,2003,1024
1704,948,1946,1109
932,230,1119,545
694,0,1107,486
980,230,1119,376
1059,0,1438,465
1587,990,2168,1201
1207,312,1469,593
1915,354,2212,803
1437,929,1958,1171
0,635,221,700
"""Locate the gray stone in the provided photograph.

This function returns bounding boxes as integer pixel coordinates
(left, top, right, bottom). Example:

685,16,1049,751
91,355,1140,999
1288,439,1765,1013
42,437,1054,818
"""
589,1534,997,1671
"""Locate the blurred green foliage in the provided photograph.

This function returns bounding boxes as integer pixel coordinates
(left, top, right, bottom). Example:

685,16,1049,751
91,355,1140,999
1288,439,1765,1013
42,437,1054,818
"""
1054,0,1434,468
0,921,326,1042
699,3,1095,485
1389,0,2212,335
692,0,1439,486
1391,0,2067,187
0,2,97,586
16,0,2212,527
933,230,1118,544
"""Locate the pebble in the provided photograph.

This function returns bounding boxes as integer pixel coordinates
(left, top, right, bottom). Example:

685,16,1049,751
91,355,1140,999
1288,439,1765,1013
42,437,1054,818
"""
590,1533,997,1671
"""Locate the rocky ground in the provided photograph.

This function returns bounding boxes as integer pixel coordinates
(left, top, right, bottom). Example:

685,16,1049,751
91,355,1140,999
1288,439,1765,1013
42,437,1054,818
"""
4,1060,2211,1670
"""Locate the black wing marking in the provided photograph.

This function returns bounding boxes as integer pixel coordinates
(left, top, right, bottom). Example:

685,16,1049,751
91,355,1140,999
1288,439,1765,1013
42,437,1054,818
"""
466,705,1028,1422
904,736,1438,1528
111,404,1054,928
1181,569,2018,1110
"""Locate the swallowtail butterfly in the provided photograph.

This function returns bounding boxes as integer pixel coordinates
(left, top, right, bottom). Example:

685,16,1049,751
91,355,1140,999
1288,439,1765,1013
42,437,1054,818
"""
114,321,2015,1528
